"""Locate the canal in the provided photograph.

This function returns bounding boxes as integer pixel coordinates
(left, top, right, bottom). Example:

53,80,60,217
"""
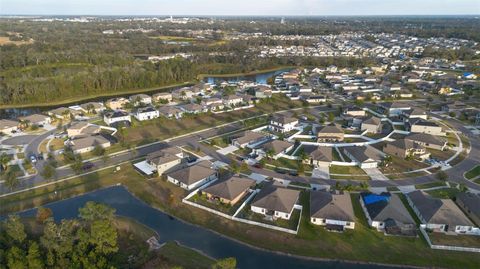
14,186,410,269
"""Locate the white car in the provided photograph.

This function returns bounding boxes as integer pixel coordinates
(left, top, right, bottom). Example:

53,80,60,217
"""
30,155,37,164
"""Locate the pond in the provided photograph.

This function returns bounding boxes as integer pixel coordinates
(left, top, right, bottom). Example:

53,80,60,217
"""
13,186,405,269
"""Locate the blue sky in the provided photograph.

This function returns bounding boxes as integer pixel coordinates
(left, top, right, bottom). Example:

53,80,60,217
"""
1,0,479,16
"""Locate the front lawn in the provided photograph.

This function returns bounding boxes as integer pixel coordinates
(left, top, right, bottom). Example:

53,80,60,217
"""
188,192,250,216
414,181,447,189
465,165,480,180
329,165,367,176
425,188,461,199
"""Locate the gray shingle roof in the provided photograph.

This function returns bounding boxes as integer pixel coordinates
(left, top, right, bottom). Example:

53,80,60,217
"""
168,161,216,185
310,191,354,222
251,183,300,213
203,176,255,201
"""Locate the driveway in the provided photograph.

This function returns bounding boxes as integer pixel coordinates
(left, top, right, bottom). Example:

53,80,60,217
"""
312,164,330,179
216,145,239,156
363,167,389,181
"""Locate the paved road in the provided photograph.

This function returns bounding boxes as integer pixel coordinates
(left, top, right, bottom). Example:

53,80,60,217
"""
2,135,39,146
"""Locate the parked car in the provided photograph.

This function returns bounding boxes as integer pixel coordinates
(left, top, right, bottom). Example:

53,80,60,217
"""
30,155,37,164
82,162,94,170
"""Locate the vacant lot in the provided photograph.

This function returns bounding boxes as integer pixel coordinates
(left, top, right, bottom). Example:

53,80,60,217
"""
0,36,34,46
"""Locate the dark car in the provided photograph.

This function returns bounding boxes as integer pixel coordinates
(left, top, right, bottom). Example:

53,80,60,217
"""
82,162,94,170
289,171,299,176
275,168,287,174
253,163,263,169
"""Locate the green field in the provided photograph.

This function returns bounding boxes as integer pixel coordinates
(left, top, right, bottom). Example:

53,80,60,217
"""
465,165,480,180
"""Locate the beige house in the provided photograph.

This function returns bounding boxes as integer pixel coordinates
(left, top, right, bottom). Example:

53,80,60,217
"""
19,114,51,127
146,147,184,176
317,125,344,142
167,161,217,190
0,119,19,135
361,116,382,134
153,92,173,103
305,146,333,167
384,139,429,160
67,122,100,138
310,191,355,231
69,135,111,154
106,97,130,110
410,120,444,136
202,176,255,205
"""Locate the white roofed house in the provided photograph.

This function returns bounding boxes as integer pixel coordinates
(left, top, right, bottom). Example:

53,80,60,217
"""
343,145,384,169
250,183,300,220
129,94,152,106
269,115,298,133
133,106,159,121
310,191,355,231
223,95,244,107
166,161,217,191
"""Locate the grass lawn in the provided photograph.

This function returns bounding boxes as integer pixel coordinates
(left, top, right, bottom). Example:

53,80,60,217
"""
188,192,248,216
3,164,480,268
236,202,301,231
16,152,25,159
428,232,480,248
156,241,215,269
414,181,447,189
425,188,461,199
386,171,429,180
429,148,455,161
465,165,480,180
379,156,429,174
329,165,367,176
266,157,301,170
386,186,400,192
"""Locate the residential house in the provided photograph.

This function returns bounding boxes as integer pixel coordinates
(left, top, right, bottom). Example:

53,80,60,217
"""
317,125,344,142
172,87,197,100
19,114,51,127
251,183,300,220
223,95,244,107
67,122,100,138
343,106,366,117
153,92,173,103
407,191,478,235
301,95,327,103
258,140,294,159
409,120,444,136
106,97,130,110
202,176,256,205
441,101,467,115
69,135,111,154
147,147,184,176
231,130,269,149
249,86,272,99
310,191,355,231
305,146,333,167
379,102,411,116
0,119,19,135
129,94,152,106
48,107,79,120
180,103,206,114
405,133,447,151
269,115,298,133
158,106,184,119
361,116,382,134
343,145,383,168
80,102,106,114
103,110,131,127
167,161,217,190
456,193,480,226
401,108,428,121
383,139,429,160
133,106,159,121
360,193,416,236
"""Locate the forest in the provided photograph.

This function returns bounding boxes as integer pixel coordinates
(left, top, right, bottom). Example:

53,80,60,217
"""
0,16,478,106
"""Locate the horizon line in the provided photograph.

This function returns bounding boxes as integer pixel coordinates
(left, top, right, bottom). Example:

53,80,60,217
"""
1,14,479,17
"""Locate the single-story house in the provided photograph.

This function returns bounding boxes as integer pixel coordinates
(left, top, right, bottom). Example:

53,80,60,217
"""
223,95,244,107
180,103,206,114
456,193,480,226
202,176,256,205
251,183,300,220
69,135,111,154
158,106,184,119
147,147,184,176
19,114,51,127
269,115,298,133
106,97,130,110
305,146,333,167
317,125,344,142
406,191,478,235
153,92,173,103
310,191,355,231
405,133,447,151
129,94,152,106
67,122,100,138
103,110,131,126
343,106,366,117
361,116,382,134
167,161,217,191
80,102,106,114
0,119,19,135
379,102,411,116
360,192,416,236
257,140,294,159
48,107,80,119
133,106,159,121
401,108,428,121
343,145,383,168
231,130,269,149
383,139,429,160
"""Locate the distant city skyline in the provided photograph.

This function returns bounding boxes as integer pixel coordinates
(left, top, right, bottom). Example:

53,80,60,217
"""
1,0,479,16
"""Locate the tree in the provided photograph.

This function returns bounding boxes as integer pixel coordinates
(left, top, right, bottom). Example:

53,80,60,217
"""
26,241,44,269
41,163,56,180
3,168,19,190
212,257,237,269
328,112,335,122
4,215,27,244
36,206,53,223
0,152,11,171
88,220,118,255
71,158,83,174
6,246,27,269
79,201,116,221
265,149,275,159
92,143,105,156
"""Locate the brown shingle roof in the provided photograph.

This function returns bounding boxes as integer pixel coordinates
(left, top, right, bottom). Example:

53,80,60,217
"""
202,176,255,201
251,183,300,213
310,191,354,222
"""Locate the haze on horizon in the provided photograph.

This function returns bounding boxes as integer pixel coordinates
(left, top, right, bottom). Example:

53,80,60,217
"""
1,0,479,16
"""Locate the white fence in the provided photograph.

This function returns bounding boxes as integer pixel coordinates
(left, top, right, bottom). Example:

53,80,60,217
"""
419,227,480,253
